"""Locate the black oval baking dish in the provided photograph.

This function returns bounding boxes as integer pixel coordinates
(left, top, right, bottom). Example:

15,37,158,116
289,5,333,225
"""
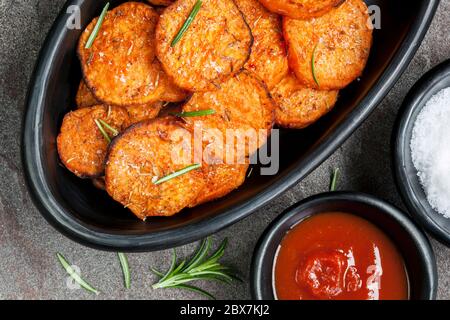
22,0,439,251
251,192,438,300
393,59,450,247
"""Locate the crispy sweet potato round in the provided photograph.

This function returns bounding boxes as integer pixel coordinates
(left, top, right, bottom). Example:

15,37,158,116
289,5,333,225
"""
78,2,165,106
272,73,338,129
126,102,163,124
57,105,130,178
76,82,163,124
283,0,372,90
258,0,345,19
159,73,190,102
235,0,289,89
183,71,275,156
181,115,249,206
192,163,249,206
156,0,253,92
105,118,205,220
146,0,174,6
76,80,100,108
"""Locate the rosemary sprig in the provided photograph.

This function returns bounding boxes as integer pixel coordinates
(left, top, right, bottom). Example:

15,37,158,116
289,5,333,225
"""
56,253,100,295
151,237,239,299
98,119,119,137
171,0,202,47
118,253,131,289
330,168,340,192
312,42,320,87
85,2,110,49
172,109,216,118
154,164,201,185
94,119,112,143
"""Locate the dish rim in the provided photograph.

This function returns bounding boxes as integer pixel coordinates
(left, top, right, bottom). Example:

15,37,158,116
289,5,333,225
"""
250,191,438,300
392,58,450,247
22,0,440,251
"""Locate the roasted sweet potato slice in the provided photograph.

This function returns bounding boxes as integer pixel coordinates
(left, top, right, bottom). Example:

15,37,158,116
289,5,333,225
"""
183,71,275,156
258,0,345,19
191,163,249,206
126,102,163,124
180,114,248,206
156,0,253,91
235,0,289,89
146,0,174,6
272,73,338,129
105,117,205,220
283,0,372,90
76,80,100,108
57,105,130,178
78,2,165,106
159,73,190,103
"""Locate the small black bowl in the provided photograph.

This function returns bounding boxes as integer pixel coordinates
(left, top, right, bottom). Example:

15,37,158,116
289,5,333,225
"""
251,192,437,300
393,59,450,247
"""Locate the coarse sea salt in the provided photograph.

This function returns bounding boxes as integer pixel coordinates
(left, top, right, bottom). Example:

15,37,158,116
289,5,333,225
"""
411,87,450,218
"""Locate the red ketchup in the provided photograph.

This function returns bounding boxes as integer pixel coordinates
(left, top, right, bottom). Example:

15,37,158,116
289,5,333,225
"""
274,213,409,300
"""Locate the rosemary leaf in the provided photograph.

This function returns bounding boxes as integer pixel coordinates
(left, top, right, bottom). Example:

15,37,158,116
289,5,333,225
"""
173,284,216,300
171,0,203,47
94,119,111,143
172,109,216,118
183,237,211,272
154,164,201,185
118,253,131,289
56,253,99,295
98,119,119,136
312,42,320,87
151,237,237,299
150,267,165,277
85,2,110,49
330,168,340,192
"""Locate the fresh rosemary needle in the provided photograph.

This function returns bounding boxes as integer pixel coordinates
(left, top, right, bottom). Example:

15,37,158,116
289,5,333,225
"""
118,253,131,289
330,168,340,192
150,237,239,300
312,42,320,87
56,253,100,295
154,164,201,185
172,109,216,118
98,119,119,137
171,0,202,47
85,2,110,49
94,119,111,143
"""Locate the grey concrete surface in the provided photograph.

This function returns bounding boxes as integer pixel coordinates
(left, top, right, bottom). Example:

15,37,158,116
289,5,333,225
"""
0,0,449,300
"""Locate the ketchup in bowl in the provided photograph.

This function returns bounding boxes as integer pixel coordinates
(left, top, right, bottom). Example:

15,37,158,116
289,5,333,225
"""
274,212,409,300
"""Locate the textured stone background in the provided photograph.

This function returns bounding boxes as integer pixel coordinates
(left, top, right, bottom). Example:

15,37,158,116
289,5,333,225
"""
0,0,448,300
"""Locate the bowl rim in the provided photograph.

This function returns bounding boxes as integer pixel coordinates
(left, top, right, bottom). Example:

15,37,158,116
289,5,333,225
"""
250,191,438,300
392,59,450,247
21,0,440,251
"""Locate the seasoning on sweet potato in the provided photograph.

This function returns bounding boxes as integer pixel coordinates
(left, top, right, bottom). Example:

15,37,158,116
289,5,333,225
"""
283,0,372,90
155,0,253,92
146,0,175,6
272,73,338,129
57,105,130,178
183,70,275,156
78,2,165,106
76,80,99,109
192,163,249,206
235,0,289,89
126,102,163,124
258,0,345,20
105,117,205,220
